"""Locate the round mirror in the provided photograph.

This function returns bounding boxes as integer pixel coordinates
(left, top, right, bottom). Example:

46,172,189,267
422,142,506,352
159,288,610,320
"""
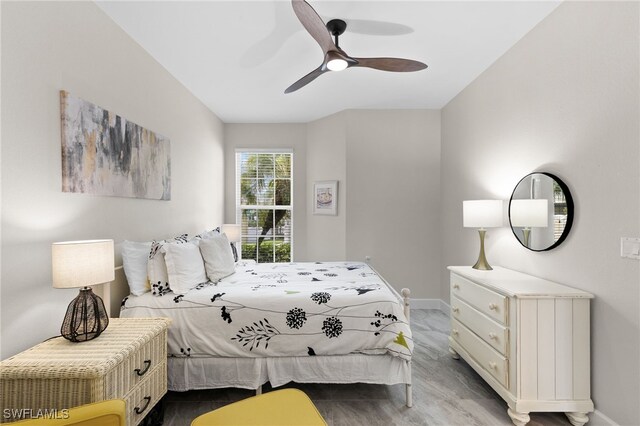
508,172,574,251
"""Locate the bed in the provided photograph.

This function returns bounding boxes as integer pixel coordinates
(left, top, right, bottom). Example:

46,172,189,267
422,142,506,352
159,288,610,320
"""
119,260,414,406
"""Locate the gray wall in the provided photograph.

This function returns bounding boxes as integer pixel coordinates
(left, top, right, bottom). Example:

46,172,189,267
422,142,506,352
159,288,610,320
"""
306,113,347,261
344,110,441,299
225,110,442,300
1,2,225,359
441,2,639,424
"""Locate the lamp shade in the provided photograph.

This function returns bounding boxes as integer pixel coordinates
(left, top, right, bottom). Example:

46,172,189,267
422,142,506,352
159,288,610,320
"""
221,224,241,243
52,240,115,289
463,200,504,228
510,199,549,227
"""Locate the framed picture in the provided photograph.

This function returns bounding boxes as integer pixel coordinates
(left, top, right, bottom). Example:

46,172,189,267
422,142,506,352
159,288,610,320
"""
60,91,171,200
313,181,338,215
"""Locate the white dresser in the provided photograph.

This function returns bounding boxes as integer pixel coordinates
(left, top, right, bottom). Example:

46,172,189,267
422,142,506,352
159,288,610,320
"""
448,266,594,426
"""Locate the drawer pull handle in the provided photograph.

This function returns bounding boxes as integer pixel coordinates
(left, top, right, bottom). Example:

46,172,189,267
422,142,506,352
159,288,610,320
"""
489,362,497,370
134,396,151,415
453,284,460,289
489,332,497,340
452,329,459,336
488,303,498,311
452,307,460,313
134,360,152,376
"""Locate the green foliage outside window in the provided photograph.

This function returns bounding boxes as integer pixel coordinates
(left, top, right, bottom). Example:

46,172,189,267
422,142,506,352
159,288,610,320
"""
238,153,292,263
241,241,291,263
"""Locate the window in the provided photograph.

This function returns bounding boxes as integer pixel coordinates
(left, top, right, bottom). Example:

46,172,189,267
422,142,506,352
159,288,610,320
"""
236,151,293,263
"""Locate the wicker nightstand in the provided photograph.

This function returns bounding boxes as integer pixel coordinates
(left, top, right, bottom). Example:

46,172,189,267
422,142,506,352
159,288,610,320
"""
0,318,170,425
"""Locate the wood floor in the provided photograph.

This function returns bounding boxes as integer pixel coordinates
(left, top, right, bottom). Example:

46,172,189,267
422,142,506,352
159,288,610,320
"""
162,309,571,426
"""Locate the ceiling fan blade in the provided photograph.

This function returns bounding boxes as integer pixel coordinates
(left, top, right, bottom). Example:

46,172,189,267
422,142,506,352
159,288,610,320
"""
334,19,414,36
292,0,335,54
285,66,327,94
351,57,428,72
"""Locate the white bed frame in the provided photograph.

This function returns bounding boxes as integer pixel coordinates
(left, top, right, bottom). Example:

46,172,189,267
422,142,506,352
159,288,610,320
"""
105,264,413,407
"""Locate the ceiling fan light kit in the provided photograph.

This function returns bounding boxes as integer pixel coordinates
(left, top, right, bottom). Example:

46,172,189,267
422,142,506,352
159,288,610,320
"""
327,57,348,72
325,49,352,71
286,0,428,94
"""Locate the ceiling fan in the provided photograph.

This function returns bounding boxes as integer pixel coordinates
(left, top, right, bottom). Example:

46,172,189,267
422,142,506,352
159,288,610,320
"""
285,0,428,94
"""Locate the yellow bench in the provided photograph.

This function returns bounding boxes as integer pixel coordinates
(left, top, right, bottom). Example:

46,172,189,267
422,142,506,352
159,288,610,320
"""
191,389,327,426
11,400,125,426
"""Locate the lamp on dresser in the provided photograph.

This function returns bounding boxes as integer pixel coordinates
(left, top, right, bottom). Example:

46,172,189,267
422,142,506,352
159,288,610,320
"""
463,200,503,270
222,224,241,261
52,239,114,342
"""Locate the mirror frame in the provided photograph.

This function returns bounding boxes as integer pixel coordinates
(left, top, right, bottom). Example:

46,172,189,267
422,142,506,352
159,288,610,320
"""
508,172,574,252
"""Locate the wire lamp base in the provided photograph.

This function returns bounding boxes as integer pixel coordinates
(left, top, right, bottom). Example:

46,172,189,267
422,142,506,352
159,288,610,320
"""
61,287,109,342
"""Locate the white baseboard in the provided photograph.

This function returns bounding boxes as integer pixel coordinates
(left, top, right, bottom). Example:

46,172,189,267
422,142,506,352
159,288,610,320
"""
589,410,619,426
410,298,449,312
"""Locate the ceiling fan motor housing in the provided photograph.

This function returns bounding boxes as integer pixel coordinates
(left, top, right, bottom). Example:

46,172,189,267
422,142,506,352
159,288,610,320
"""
326,19,347,36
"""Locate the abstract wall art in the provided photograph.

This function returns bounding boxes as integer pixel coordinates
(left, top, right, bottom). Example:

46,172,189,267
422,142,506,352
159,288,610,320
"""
60,90,171,200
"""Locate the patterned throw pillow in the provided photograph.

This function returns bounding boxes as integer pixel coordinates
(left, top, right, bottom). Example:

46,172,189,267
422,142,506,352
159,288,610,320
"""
148,234,188,296
193,227,221,240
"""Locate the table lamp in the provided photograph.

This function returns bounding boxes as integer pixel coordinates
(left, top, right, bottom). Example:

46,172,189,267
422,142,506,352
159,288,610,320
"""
221,224,241,262
463,200,504,270
52,239,114,342
510,199,548,247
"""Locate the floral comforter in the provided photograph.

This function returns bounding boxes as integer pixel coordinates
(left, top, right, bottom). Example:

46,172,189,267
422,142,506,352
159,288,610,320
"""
120,261,412,361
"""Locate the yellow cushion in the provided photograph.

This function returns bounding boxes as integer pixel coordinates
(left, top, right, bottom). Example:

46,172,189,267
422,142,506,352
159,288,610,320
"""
191,389,327,426
11,400,126,426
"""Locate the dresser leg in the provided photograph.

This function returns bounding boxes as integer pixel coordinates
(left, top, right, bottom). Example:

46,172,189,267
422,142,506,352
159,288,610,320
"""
507,408,530,426
449,347,460,360
565,412,589,426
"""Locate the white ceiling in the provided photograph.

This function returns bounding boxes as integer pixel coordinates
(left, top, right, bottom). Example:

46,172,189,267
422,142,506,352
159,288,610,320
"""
97,1,560,123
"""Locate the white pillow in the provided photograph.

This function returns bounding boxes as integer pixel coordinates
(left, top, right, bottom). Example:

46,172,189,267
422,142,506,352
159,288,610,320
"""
162,241,208,295
122,241,152,296
199,234,236,283
148,234,189,296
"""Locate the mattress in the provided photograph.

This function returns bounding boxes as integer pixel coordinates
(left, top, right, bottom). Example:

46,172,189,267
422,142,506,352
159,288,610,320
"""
121,261,413,362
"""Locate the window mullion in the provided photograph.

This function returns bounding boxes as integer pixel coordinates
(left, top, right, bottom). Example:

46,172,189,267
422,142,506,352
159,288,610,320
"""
239,205,291,210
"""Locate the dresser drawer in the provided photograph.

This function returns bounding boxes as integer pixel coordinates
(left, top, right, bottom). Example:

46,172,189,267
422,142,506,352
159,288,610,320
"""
125,330,167,392
125,361,167,426
451,295,509,356
451,273,508,325
451,319,508,388
99,328,167,398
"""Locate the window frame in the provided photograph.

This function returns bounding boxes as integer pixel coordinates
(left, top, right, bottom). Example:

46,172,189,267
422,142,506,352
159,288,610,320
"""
235,149,294,263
